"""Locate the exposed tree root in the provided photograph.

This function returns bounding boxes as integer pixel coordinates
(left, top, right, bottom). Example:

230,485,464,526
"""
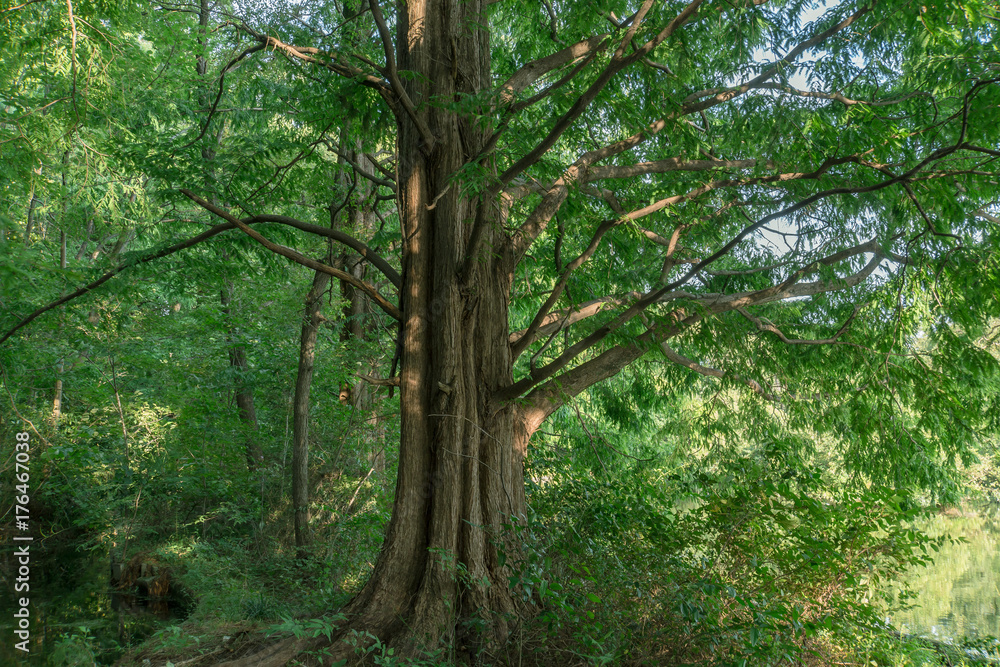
213,635,314,667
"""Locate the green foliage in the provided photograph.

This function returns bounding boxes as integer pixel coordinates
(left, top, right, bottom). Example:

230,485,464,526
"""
524,438,943,666
241,592,286,621
49,627,98,667
271,613,347,641
343,630,451,667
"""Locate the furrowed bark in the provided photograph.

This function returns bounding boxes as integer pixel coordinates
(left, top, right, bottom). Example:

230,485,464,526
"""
324,0,527,656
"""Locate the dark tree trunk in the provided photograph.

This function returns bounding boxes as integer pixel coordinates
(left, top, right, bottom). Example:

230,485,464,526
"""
292,270,331,554
337,0,531,653
221,280,263,469
218,1,538,663
24,193,39,245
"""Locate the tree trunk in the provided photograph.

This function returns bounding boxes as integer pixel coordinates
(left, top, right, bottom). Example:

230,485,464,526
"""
338,0,530,654
293,130,381,555
52,228,67,431
292,270,331,554
221,280,263,469
74,213,94,260
24,193,38,245
218,1,535,663
337,149,386,474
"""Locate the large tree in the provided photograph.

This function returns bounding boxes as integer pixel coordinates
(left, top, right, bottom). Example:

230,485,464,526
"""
3,0,999,662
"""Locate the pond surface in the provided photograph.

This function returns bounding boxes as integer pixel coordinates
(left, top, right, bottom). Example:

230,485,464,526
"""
892,507,1000,641
0,545,190,666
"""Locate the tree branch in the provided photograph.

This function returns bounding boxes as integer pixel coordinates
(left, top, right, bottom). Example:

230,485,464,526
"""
510,295,628,348
512,217,626,358
497,34,610,105
506,1,885,265
495,0,705,191
181,40,267,150
613,0,656,60
357,373,400,387
500,224,896,405
512,248,888,420
586,157,764,180
659,343,777,400
246,213,402,288
501,0,872,239
682,1,876,115
328,142,397,190
240,26,392,96
367,0,436,152
683,83,931,108
736,305,860,346
1,220,241,345
181,190,402,320
0,0,48,13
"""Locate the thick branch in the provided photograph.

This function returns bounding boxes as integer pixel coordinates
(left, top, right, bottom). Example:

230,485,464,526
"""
613,0,656,60
504,51,603,118
498,34,610,105
357,373,400,387
511,238,880,352
181,190,402,320
514,249,889,418
502,232,894,404
367,0,436,151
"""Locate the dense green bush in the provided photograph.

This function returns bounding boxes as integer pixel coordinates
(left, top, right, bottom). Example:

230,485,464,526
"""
520,447,940,666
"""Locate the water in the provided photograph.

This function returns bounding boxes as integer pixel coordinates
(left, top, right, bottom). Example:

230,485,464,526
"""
892,507,1000,641
1,546,191,666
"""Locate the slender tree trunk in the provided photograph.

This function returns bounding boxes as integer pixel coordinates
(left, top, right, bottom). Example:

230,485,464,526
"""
292,270,331,554
109,354,130,472
192,0,261,470
220,280,263,469
107,229,133,260
74,214,94,260
52,216,67,431
24,193,38,245
340,256,387,475
337,149,386,473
